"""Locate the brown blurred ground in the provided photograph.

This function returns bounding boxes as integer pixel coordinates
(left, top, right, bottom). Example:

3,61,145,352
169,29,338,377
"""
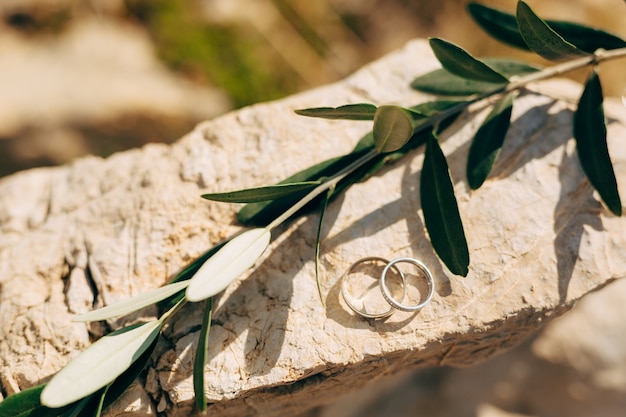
0,0,624,177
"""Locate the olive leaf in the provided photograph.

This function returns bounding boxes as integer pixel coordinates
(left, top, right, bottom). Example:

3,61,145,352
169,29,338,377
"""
73,281,189,322
314,185,335,308
186,228,271,302
373,105,416,153
547,21,626,53
467,91,517,189
0,383,70,417
294,103,377,120
429,37,509,83
468,2,626,53
516,0,588,61
467,2,528,50
237,149,369,226
203,181,322,203
40,320,163,408
574,69,622,216
411,59,539,96
194,298,213,412
421,133,469,276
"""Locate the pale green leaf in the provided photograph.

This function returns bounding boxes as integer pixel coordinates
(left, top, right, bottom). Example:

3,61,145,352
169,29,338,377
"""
186,228,271,302
373,105,416,153
421,133,469,276
73,281,188,322
516,1,588,61
467,91,517,189
40,320,163,408
294,103,377,120
202,181,321,203
574,69,622,216
429,37,509,83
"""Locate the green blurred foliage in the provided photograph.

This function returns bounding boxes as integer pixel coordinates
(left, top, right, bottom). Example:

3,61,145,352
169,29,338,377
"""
125,0,301,108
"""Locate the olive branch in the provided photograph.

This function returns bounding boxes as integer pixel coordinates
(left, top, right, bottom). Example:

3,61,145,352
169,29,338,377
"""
1,1,624,416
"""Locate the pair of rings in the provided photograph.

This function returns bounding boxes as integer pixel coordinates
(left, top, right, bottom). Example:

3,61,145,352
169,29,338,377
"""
340,257,434,319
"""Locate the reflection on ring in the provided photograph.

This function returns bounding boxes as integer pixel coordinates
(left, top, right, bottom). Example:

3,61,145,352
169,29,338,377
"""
339,256,434,319
340,257,406,319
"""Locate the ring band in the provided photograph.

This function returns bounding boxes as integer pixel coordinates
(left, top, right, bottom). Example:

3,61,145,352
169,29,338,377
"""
380,257,434,312
340,257,406,319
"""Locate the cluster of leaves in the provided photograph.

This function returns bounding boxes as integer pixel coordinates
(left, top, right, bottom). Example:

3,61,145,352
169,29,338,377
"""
1,1,624,416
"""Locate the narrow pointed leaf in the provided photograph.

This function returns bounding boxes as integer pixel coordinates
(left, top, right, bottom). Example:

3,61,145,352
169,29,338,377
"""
373,105,416,153
73,281,188,322
294,104,377,120
202,181,321,203
516,1,588,61
411,69,501,96
194,298,213,412
467,2,528,49
412,59,539,96
574,70,622,216
429,38,509,83
468,2,626,53
421,133,469,276
467,91,517,189
94,336,159,414
40,321,163,408
0,384,70,417
314,185,335,308
237,149,369,226
548,21,626,53
186,228,271,302
410,99,468,116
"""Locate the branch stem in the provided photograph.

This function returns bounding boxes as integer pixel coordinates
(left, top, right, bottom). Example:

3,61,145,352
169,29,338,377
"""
267,46,626,232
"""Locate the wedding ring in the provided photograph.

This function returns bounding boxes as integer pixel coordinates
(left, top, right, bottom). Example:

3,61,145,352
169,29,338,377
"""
340,257,406,319
380,257,434,312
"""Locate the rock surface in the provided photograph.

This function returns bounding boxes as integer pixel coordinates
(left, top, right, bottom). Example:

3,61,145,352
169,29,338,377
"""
1,38,625,416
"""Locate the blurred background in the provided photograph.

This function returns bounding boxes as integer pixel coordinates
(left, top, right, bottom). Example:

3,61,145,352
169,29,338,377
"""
1,2,625,416
0,0,623,178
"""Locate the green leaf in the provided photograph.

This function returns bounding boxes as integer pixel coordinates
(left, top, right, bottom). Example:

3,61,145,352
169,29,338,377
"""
410,99,469,116
0,384,63,417
467,91,517,189
516,1,588,61
194,298,213,412
548,21,626,53
186,228,271,302
73,281,189,322
203,181,322,204
237,150,369,226
411,70,502,96
467,2,528,50
40,320,163,408
314,185,335,308
92,385,109,417
411,59,539,96
294,104,377,120
421,133,469,276
574,70,622,216
373,105,416,153
429,37,509,83
468,2,626,53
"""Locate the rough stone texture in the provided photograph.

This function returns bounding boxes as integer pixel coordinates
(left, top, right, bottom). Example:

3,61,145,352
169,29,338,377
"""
1,39,625,416
313,278,626,417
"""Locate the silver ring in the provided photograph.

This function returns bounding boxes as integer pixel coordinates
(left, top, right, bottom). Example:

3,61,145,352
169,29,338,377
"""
380,257,434,312
340,257,406,319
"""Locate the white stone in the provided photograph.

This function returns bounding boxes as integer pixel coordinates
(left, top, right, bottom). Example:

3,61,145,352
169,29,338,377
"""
0,39,625,416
